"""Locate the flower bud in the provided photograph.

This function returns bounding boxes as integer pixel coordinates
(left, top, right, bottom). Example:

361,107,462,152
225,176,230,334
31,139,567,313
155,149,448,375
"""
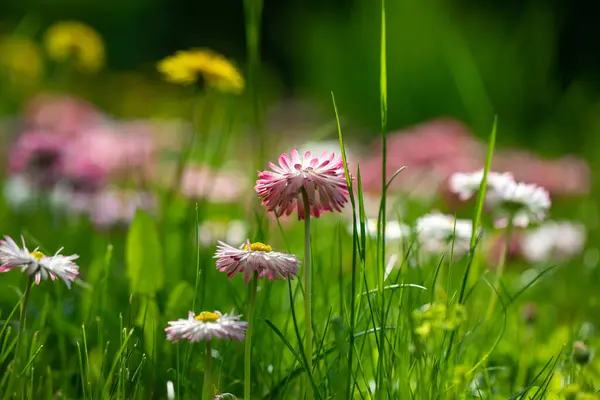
521,302,538,325
572,341,591,365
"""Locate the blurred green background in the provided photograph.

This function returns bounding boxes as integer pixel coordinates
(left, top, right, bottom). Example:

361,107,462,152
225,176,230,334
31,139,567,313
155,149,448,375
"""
1,0,600,155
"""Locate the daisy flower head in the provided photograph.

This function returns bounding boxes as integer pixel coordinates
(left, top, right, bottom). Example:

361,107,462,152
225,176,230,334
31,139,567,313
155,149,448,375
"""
157,49,244,94
0,236,79,287
43,21,105,73
214,240,300,284
255,149,349,220
165,310,247,343
449,170,515,202
416,213,474,257
521,221,586,263
491,180,551,228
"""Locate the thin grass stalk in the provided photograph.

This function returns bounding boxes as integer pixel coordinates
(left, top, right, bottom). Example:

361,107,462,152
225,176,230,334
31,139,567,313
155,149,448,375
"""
245,272,259,400
486,220,513,320
332,91,358,398
446,117,497,364
377,0,388,395
300,187,313,399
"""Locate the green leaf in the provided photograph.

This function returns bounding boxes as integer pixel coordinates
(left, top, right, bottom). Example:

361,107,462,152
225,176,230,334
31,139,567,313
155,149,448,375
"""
135,297,160,359
126,210,164,294
166,281,195,317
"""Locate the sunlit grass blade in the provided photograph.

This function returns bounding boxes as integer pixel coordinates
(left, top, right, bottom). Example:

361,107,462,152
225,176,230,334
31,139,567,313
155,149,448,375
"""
377,0,388,394
459,116,498,303
332,91,360,398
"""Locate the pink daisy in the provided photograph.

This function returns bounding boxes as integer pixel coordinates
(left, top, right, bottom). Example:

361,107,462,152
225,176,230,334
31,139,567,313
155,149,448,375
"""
255,149,349,219
214,240,300,284
0,236,80,288
165,310,247,343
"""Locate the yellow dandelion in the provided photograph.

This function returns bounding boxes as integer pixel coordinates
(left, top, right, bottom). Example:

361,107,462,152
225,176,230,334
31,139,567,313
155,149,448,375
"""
43,21,105,73
157,49,244,94
0,36,43,85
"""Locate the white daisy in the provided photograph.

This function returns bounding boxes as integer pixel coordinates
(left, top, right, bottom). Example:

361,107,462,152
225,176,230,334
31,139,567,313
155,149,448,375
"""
416,213,474,256
165,310,247,343
491,181,551,228
214,240,300,283
0,236,79,287
449,170,515,202
521,221,586,263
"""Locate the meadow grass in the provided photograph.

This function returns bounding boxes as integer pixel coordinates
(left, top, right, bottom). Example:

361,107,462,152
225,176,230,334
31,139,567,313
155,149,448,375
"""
0,2,598,400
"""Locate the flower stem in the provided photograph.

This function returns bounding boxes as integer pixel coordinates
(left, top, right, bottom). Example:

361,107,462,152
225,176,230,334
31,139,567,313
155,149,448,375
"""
245,272,258,400
203,340,212,400
486,221,513,321
300,187,313,399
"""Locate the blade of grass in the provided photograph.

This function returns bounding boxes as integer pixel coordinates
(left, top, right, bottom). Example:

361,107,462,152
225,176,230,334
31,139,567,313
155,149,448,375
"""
332,91,360,399
445,117,497,364
262,318,322,399
377,0,388,394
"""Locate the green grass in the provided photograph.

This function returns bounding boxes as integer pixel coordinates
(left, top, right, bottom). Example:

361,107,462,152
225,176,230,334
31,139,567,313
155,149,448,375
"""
0,3,598,400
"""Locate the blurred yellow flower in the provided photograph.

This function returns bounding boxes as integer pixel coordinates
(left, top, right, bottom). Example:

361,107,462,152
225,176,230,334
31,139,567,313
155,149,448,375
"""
0,36,43,85
43,21,105,73
157,49,244,94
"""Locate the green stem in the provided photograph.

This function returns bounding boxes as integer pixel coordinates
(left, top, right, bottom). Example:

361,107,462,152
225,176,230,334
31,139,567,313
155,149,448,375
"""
301,187,313,399
203,340,212,400
486,220,513,321
244,272,259,400
377,0,388,395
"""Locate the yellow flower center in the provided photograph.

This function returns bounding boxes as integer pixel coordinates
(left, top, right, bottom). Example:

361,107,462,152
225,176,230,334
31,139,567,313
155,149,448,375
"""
194,311,221,322
244,242,272,252
30,251,44,261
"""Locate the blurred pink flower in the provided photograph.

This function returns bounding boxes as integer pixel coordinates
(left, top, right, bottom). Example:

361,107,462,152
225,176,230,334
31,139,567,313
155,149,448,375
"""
68,123,157,182
180,165,248,203
21,93,104,137
61,156,107,192
361,118,483,197
214,240,300,283
255,149,349,220
493,150,590,196
8,131,66,187
85,189,156,229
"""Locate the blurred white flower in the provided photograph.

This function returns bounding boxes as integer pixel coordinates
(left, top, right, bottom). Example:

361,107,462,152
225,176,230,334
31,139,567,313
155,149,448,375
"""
348,219,411,242
491,181,551,228
416,212,473,256
449,170,515,201
214,394,238,400
165,310,247,343
521,221,586,263
3,175,36,208
166,381,175,400
198,220,248,248
87,189,156,229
